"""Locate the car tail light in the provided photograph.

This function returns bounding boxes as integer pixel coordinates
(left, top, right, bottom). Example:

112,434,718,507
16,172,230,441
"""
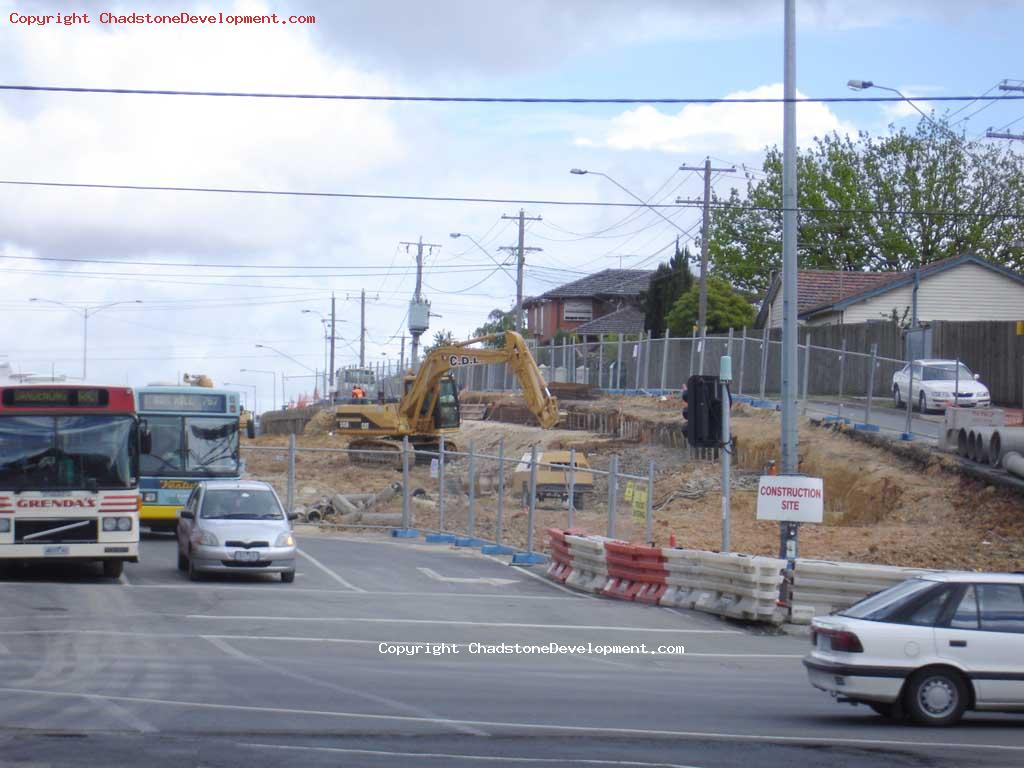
816,627,864,653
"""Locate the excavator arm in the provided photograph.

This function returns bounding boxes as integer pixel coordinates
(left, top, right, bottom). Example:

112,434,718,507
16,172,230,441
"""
398,331,559,430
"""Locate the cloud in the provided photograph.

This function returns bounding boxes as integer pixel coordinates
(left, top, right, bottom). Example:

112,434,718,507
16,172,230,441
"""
574,84,855,155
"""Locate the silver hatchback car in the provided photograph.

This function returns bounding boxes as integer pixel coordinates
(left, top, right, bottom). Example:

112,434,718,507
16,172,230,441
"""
177,480,297,582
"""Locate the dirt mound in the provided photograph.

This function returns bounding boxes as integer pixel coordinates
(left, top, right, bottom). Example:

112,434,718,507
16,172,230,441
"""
303,409,336,436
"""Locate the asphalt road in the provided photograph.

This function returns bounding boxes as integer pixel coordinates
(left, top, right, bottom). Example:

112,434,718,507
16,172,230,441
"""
1,531,1022,768
804,398,944,440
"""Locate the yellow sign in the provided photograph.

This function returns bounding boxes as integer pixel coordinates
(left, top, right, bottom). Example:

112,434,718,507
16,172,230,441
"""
632,486,648,519
159,479,197,490
623,481,634,502
1017,320,1024,336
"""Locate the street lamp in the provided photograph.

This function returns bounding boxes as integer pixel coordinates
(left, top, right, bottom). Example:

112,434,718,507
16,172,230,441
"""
847,79,936,125
254,343,317,373
240,368,277,411
449,233,517,283
29,298,143,379
569,169,687,234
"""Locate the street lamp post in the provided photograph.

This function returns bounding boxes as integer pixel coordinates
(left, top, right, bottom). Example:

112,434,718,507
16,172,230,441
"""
29,298,143,379
240,369,277,412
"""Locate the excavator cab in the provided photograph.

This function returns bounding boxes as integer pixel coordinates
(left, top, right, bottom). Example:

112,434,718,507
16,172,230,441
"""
403,374,460,430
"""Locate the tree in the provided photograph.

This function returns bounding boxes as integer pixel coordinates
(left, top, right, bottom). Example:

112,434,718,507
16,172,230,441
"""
708,117,1024,296
472,308,516,347
424,329,455,353
665,277,755,335
638,242,695,336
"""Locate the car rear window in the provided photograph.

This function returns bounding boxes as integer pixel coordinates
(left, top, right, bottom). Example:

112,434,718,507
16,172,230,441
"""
839,578,941,621
201,489,283,520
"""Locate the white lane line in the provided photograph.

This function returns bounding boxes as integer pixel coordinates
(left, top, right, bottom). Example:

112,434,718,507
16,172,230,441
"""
185,615,740,633
200,635,488,737
417,567,519,587
99,698,159,734
296,548,366,592
241,743,701,767
71,583,575,600
505,560,599,600
0,686,1020,754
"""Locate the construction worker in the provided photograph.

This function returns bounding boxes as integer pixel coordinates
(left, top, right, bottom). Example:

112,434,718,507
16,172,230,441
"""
351,385,365,399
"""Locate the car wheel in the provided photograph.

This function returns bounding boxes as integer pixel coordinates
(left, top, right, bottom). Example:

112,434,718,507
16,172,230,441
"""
177,550,187,572
918,391,927,414
867,700,904,720
187,549,201,582
103,560,124,579
281,571,295,583
893,385,902,407
904,668,968,726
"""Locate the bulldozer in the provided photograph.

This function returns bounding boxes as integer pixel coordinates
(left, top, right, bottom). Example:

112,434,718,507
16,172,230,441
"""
333,330,558,462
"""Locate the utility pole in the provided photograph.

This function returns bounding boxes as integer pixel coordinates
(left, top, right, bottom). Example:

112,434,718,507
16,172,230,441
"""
400,236,442,367
329,293,337,390
399,335,406,371
780,0,800,559
678,157,735,341
359,289,366,367
499,210,542,332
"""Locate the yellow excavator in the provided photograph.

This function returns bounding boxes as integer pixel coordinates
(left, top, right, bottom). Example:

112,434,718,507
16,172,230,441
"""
333,330,558,461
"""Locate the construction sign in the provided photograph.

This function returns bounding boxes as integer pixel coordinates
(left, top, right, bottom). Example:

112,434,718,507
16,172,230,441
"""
623,481,634,502
632,486,648,519
756,475,824,523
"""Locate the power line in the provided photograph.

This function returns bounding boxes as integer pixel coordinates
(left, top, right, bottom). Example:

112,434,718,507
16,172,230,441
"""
4,179,1020,218
0,83,1020,104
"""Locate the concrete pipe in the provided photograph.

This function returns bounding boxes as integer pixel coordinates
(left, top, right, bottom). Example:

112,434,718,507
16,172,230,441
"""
1003,451,1024,480
957,428,971,457
972,427,998,465
989,427,1024,468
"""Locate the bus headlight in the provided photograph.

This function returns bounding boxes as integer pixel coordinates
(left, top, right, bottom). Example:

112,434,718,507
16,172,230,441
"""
142,492,158,503
103,517,118,531
117,517,132,531
0,518,10,533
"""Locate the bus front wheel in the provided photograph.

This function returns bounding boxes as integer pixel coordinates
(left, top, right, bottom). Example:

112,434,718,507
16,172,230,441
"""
103,560,124,579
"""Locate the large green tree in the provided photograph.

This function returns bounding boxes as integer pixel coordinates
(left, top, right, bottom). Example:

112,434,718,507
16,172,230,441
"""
709,117,1024,295
472,308,516,347
665,277,755,335
638,242,695,336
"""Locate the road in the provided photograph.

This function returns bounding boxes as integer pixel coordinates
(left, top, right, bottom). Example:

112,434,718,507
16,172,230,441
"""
1,531,1022,767
804,398,944,441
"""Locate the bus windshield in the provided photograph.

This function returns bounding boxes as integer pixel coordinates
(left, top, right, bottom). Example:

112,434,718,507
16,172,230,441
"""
0,415,138,491
140,415,239,477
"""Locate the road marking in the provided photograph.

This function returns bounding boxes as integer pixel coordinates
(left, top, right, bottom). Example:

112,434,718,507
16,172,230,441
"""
296,548,366,592
504,560,599,599
0,686,1020,753
200,635,488,737
241,743,702,767
417,567,519,587
185,615,741,633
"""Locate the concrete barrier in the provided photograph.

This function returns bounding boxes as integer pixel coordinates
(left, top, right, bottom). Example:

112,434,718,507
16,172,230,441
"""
660,549,785,623
789,559,937,624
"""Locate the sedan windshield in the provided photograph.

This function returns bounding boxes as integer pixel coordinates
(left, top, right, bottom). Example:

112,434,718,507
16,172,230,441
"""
839,578,939,621
0,415,137,491
201,489,283,519
922,363,974,381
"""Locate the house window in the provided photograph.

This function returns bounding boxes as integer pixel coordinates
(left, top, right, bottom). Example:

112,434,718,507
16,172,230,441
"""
563,300,593,322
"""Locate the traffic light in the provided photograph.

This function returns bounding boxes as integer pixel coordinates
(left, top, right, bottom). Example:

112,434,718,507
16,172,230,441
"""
681,375,722,448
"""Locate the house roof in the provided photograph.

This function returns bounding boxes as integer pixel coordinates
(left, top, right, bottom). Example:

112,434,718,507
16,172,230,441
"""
755,253,1024,326
523,268,653,306
572,305,646,336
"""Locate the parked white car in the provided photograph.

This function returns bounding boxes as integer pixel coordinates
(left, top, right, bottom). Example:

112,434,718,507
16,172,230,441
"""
892,359,990,413
804,573,1024,725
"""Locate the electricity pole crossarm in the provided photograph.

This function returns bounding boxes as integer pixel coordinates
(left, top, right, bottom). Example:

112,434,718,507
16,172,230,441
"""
677,158,735,342
501,210,542,332
986,129,1024,141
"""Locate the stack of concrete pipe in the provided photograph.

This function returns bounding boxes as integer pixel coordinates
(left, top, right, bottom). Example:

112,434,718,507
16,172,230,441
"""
955,424,1024,478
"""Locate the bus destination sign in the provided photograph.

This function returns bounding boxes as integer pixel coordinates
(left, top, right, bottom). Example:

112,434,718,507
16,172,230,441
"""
139,393,227,413
2,387,108,407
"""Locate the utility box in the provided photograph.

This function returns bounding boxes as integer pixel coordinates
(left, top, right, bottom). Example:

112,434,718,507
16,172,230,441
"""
408,299,431,334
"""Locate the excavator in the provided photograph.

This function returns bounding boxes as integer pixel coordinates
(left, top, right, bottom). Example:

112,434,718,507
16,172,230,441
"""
333,330,558,462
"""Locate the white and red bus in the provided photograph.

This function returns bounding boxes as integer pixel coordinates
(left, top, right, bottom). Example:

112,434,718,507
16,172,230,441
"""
0,384,150,578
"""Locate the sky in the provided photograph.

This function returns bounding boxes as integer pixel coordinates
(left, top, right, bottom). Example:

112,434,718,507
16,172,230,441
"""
1,0,1022,410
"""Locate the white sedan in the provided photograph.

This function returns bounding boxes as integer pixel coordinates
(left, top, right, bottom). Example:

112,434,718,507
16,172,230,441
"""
803,572,1024,725
892,359,991,413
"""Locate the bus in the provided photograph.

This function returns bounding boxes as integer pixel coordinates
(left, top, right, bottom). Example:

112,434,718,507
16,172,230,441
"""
0,384,148,578
137,385,242,531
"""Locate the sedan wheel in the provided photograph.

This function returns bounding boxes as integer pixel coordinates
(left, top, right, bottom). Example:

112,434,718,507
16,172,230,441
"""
904,669,967,726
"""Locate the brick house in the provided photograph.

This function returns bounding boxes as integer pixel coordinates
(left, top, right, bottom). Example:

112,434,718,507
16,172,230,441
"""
523,268,653,343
